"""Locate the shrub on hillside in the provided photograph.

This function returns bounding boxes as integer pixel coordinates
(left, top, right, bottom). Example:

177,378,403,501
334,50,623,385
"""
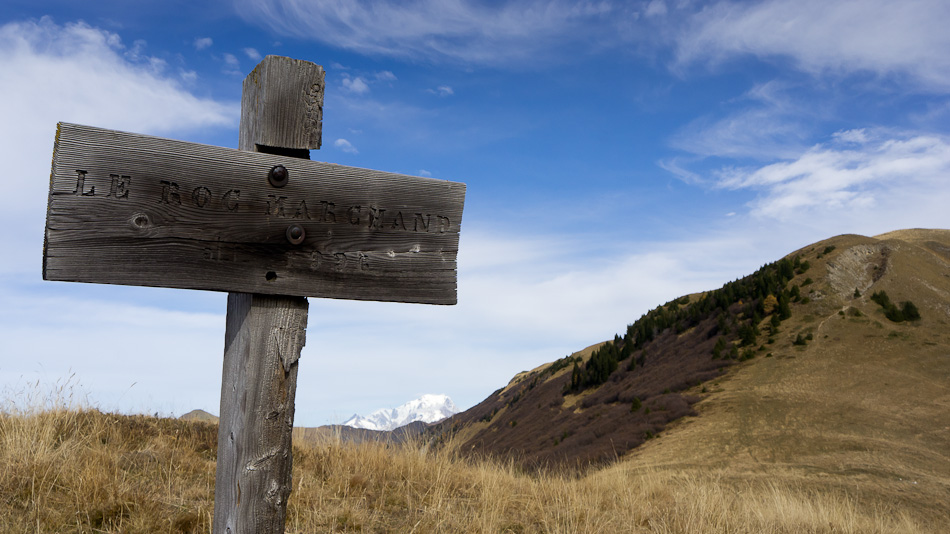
871,290,922,323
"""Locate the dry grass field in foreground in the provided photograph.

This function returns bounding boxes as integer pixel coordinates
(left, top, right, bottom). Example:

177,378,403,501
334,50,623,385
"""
0,397,938,533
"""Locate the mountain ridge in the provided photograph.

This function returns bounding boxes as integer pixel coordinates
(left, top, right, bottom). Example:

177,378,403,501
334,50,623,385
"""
433,229,950,497
342,393,458,431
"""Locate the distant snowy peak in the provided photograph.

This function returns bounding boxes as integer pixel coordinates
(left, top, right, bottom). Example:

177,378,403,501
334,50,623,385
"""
343,394,458,431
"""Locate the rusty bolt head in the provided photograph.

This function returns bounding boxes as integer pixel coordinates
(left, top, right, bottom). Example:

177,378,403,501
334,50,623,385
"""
268,164,289,187
286,224,305,245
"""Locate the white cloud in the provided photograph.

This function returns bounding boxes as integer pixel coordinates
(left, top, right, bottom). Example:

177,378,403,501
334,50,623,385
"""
430,85,454,97
645,0,667,18
180,69,198,83
342,75,370,94
375,70,397,82
243,47,262,61
334,138,359,153
418,169,432,177
223,52,239,66
832,128,870,145
675,0,950,91
670,81,811,160
714,129,950,224
234,0,616,64
0,17,238,278
230,0,950,86
657,158,702,184
194,36,213,50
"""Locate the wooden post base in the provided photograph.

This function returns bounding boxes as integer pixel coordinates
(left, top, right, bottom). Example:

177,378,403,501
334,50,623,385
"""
214,293,308,533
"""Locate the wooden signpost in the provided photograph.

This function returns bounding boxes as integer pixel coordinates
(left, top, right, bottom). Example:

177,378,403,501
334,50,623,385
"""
43,55,465,533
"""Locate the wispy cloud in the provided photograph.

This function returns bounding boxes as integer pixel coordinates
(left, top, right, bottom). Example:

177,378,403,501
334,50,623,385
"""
232,0,950,89
243,47,262,61
234,0,617,64
644,0,667,18
334,138,359,153
674,0,950,91
342,74,370,94
194,36,213,50
428,85,454,97
670,81,812,161
715,129,950,222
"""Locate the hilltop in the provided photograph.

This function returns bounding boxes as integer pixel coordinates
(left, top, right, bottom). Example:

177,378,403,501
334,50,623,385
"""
434,229,949,520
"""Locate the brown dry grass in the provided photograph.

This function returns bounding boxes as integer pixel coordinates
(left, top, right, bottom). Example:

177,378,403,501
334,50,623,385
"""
0,381,217,532
1,391,940,533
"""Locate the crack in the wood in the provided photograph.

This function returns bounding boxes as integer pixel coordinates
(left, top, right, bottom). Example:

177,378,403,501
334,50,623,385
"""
245,447,281,472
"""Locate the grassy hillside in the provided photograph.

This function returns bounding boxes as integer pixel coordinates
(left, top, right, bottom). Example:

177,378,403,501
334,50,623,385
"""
431,229,949,526
0,405,938,532
438,231,948,462
629,229,950,526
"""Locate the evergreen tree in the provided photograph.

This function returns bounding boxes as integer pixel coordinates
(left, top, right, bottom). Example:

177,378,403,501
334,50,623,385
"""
901,301,921,321
728,344,739,360
778,294,792,320
712,336,726,359
630,397,642,412
570,361,583,391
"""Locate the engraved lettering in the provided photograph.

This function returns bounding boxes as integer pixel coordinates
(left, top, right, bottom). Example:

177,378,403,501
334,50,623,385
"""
390,211,406,231
369,207,386,229
192,186,212,207
108,174,131,199
223,189,240,211
347,206,362,225
159,180,181,204
266,195,288,217
413,213,430,232
334,252,347,271
438,216,451,233
204,245,236,262
309,251,323,270
320,201,336,223
293,200,312,220
73,170,95,196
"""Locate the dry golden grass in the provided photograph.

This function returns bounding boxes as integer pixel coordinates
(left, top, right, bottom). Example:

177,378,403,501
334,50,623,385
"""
1,390,939,533
0,382,217,533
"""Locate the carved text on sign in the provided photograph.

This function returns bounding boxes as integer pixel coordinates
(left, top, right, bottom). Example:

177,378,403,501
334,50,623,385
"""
68,170,454,234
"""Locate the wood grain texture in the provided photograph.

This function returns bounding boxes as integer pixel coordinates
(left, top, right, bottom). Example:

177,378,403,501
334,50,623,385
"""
240,55,324,151
44,122,465,304
214,292,308,534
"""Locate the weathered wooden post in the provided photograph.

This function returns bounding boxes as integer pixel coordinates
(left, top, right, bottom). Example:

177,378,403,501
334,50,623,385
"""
213,56,321,533
43,55,465,533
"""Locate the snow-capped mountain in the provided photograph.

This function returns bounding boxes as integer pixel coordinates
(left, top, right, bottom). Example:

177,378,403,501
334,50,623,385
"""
342,394,458,431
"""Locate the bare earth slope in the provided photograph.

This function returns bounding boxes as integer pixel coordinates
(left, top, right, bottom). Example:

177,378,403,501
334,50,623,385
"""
441,229,950,526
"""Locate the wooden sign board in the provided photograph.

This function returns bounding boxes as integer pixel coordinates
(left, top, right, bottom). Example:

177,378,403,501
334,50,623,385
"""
44,123,465,305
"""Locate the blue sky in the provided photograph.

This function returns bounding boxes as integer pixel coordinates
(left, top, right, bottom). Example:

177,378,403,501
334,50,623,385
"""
2,0,949,426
